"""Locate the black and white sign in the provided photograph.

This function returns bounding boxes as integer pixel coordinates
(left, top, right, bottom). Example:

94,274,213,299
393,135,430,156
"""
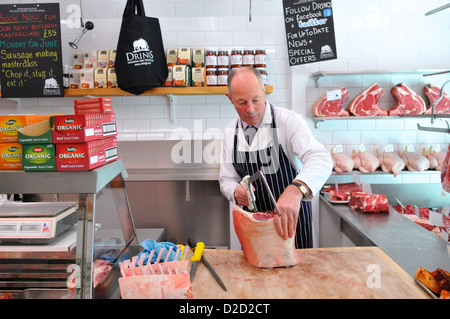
282,0,337,66
0,3,64,98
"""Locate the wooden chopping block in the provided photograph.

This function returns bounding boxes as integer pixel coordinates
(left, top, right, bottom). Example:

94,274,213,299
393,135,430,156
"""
191,247,428,299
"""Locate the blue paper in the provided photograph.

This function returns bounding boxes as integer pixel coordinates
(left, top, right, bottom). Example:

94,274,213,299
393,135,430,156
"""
137,239,178,265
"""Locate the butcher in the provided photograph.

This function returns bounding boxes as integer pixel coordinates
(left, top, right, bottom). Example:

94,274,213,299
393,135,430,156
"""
219,67,333,248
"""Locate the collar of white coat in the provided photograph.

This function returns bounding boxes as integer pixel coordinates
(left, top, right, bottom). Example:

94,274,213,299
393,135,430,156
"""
237,101,275,152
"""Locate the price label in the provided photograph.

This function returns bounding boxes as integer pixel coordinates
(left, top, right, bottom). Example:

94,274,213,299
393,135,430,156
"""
332,144,343,153
327,89,342,101
384,144,394,153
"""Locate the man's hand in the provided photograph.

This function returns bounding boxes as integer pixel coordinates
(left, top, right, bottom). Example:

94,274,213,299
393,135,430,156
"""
273,185,303,240
234,184,250,206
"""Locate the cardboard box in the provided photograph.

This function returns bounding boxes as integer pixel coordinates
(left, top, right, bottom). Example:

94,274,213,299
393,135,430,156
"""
191,67,205,87
52,113,117,143
21,143,56,171
0,114,51,143
177,48,191,65
55,137,118,171
166,49,177,66
74,103,114,114
172,65,190,87
75,97,112,105
192,48,205,67
0,143,22,170
17,119,53,144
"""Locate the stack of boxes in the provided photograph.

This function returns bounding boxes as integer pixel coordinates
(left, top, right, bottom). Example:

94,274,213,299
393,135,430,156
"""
165,48,206,87
0,115,53,170
11,97,118,172
69,49,117,89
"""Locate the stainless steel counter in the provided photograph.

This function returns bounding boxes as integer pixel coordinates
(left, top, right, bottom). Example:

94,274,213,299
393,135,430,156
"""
320,195,450,277
124,168,219,181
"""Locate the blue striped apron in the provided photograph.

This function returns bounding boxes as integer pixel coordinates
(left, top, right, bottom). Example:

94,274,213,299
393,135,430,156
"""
232,104,313,248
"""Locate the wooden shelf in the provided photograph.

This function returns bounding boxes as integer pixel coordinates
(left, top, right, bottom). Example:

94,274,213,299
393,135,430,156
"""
63,85,273,97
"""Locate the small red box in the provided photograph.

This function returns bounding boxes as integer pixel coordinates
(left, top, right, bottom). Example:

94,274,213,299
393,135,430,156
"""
52,113,117,143
74,97,112,105
55,137,118,171
74,102,113,114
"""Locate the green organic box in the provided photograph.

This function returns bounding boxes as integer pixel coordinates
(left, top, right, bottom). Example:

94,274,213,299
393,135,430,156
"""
21,143,56,171
17,119,53,144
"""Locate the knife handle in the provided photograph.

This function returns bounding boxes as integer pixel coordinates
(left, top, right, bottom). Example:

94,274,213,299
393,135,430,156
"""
190,242,205,262
187,237,197,248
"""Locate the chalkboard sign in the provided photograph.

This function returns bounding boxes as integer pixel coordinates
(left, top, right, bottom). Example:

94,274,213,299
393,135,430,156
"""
282,0,337,66
0,3,64,98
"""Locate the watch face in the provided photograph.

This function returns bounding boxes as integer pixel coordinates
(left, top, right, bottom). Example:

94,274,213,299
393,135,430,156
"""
300,185,308,196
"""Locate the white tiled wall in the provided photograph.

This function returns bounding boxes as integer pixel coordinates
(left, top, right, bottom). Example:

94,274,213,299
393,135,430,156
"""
1,0,450,180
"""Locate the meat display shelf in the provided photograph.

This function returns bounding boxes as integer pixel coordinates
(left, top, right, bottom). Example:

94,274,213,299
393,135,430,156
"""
313,114,450,128
311,69,450,87
0,160,139,299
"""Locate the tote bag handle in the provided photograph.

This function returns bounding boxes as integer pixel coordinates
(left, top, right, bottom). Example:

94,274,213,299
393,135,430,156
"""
123,0,146,17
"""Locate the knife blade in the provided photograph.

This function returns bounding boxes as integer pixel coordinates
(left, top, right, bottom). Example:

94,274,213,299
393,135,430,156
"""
187,238,227,291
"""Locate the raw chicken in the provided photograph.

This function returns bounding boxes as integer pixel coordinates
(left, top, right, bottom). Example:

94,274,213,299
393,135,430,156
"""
376,148,405,177
423,146,448,171
399,147,430,172
352,149,380,173
232,205,300,268
331,148,354,173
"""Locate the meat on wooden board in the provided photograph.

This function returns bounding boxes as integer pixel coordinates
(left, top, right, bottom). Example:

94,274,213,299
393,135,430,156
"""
389,83,426,115
232,205,300,268
424,83,450,114
348,83,388,116
312,87,350,117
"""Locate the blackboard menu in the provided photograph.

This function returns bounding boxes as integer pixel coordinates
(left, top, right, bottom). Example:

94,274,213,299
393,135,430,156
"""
282,0,337,66
0,3,64,98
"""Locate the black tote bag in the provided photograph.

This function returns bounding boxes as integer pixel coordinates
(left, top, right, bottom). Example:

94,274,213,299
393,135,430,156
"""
115,0,168,95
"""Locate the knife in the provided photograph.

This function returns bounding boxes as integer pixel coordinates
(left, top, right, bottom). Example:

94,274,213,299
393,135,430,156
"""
189,241,204,281
187,238,227,291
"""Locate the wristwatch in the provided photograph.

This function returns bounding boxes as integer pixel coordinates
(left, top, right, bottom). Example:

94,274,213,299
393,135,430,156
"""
290,182,309,198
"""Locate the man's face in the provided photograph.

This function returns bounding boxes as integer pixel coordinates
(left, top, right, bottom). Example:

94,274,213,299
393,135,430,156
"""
226,72,266,126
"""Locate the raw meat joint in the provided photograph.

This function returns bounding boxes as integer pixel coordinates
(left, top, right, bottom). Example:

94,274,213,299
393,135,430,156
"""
442,144,450,193
348,83,388,116
424,83,450,114
330,148,354,173
118,251,193,299
312,87,350,117
232,205,301,268
389,83,426,116
348,192,389,214
376,148,405,177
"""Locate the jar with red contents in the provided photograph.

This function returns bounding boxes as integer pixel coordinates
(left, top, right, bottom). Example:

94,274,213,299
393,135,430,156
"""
205,50,217,68
230,49,243,68
217,50,229,68
255,49,266,67
243,49,255,67
217,68,228,86
206,68,217,86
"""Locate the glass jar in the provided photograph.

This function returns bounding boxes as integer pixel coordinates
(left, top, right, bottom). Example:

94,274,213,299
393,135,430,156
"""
255,49,266,67
205,50,217,68
256,67,268,86
217,50,229,68
230,49,243,68
243,49,255,67
206,68,218,86
217,68,229,86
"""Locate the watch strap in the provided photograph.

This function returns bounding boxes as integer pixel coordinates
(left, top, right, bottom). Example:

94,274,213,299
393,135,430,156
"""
290,182,309,197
